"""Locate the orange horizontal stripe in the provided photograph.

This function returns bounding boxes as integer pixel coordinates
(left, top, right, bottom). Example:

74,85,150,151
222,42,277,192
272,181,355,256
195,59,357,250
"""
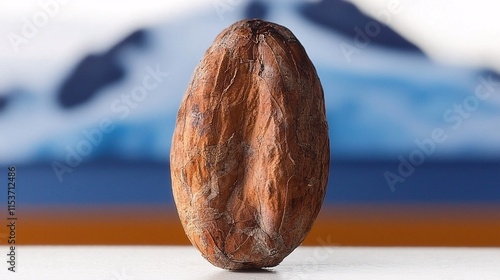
2,204,499,246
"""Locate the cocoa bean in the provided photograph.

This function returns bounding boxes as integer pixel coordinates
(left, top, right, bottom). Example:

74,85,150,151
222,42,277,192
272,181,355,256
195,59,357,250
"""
170,19,329,270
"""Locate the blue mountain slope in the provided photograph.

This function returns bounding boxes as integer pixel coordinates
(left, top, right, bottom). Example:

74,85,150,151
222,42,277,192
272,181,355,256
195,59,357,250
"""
299,0,422,52
0,93,9,112
57,29,148,108
244,0,269,19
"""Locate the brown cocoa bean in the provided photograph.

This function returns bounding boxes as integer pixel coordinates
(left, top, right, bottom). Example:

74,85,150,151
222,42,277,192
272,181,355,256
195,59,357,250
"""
170,19,329,270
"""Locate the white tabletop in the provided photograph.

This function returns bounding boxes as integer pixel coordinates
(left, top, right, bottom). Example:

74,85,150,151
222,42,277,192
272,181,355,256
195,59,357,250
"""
1,246,499,280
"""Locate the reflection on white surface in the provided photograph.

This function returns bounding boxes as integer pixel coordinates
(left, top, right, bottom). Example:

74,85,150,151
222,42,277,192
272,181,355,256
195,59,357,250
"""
0,246,499,280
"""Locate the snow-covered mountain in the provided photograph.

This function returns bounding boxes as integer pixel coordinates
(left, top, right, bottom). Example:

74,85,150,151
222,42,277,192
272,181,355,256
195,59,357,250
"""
1,0,500,165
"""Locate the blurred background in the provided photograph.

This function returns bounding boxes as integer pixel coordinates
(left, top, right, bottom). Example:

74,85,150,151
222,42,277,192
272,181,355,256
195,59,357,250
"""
0,0,499,246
